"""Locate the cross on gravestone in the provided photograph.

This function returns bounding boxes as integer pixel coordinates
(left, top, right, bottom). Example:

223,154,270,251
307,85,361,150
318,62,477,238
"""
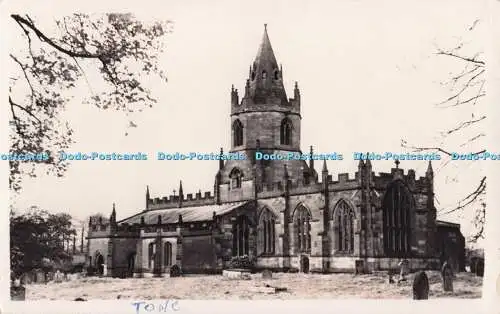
412,271,429,300
441,262,454,292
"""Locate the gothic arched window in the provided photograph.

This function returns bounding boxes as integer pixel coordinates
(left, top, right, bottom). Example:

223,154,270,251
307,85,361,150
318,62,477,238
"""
229,168,243,189
280,118,292,145
233,119,243,147
259,208,275,255
148,242,155,269
383,180,412,256
334,200,355,253
232,215,250,256
163,242,172,266
294,205,311,253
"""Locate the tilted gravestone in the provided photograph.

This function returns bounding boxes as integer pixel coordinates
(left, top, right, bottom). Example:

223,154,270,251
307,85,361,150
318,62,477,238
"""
412,271,429,300
476,259,484,277
441,262,454,292
262,269,272,279
170,264,181,277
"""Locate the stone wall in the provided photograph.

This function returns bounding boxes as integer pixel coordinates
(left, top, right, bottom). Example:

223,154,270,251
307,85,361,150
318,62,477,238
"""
87,237,109,267
436,225,466,272
110,238,138,278
181,234,217,273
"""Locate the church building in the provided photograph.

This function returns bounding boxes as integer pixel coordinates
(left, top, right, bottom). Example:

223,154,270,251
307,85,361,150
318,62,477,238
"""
86,26,464,277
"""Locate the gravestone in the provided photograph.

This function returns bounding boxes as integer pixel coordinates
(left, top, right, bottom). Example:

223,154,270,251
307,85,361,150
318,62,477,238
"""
355,260,364,275
21,273,32,285
102,264,108,277
441,262,454,292
35,270,45,284
262,269,272,279
398,259,410,283
170,264,181,277
54,270,63,283
300,255,310,273
388,270,395,284
10,285,26,301
476,259,484,277
412,271,429,300
470,259,477,273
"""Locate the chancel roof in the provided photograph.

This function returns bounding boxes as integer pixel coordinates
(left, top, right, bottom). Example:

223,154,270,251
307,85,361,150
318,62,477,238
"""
118,201,249,225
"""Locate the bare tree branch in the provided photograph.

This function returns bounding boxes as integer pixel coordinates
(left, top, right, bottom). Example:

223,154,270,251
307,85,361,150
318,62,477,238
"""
9,96,42,125
436,50,485,65
10,54,36,107
11,14,105,60
438,176,486,216
443,115,486,135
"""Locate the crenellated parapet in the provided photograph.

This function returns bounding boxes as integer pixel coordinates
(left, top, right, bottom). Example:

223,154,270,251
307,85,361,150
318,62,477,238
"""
147,191,216,210
257,178,323,198
88,215,111,236
372,167,431,193
254,162,432,200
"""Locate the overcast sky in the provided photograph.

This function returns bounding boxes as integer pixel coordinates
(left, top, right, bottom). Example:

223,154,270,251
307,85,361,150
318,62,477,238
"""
1,0,490,245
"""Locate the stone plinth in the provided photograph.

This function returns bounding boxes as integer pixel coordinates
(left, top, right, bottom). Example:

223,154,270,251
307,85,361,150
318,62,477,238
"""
222,269,251,280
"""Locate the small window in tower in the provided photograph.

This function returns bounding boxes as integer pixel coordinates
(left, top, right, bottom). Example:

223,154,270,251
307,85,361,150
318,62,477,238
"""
303,172,310,185
262,71,267,79
233,119,243,147
280,118,293,145
230,168,243,189
274,70,279,80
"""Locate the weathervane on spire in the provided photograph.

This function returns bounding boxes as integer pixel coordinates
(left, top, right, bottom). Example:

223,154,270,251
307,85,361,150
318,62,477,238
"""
395,159,400,169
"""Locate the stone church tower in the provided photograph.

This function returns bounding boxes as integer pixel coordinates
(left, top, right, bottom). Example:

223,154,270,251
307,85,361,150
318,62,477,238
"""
218,25,317,203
